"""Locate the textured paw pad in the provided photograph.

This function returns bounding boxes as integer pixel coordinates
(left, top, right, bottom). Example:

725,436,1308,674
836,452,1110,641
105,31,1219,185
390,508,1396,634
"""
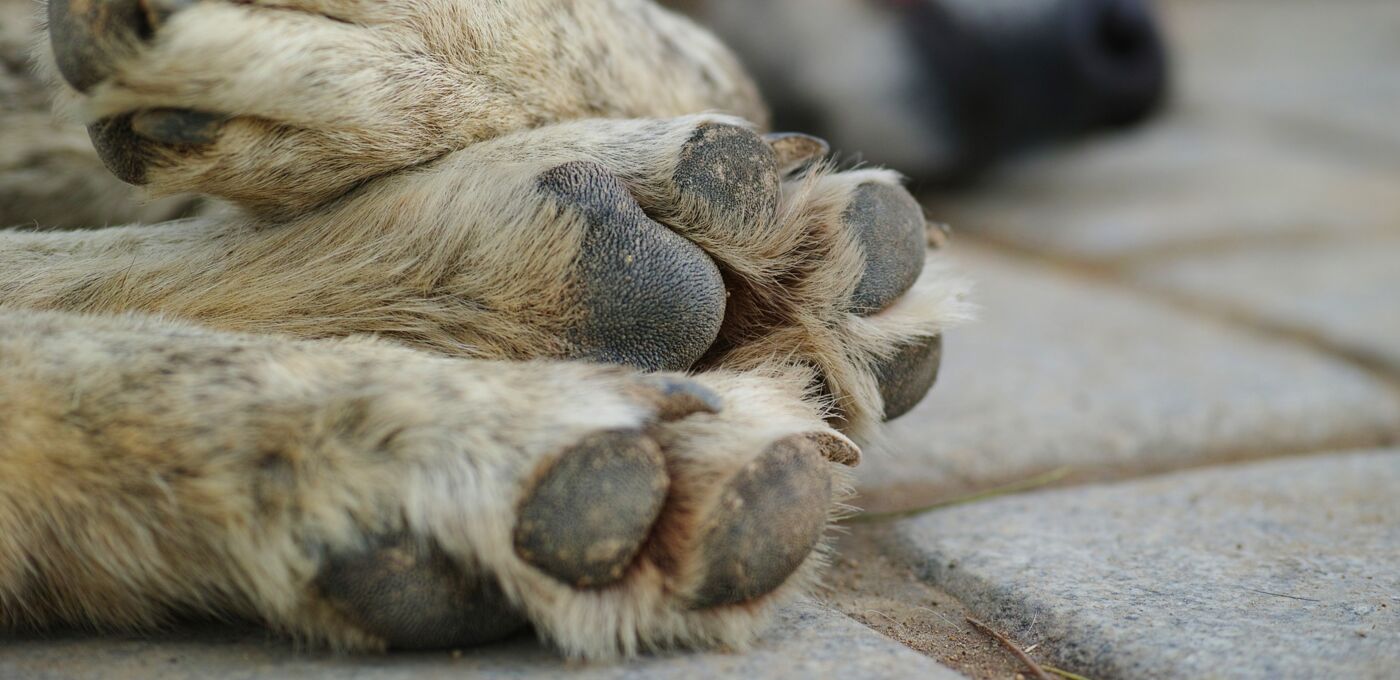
673,123,782,231
539,162,726,372
689,434,833,609
316,536,527,650
49,0,139,92
875,334,943,421
514,430,669,588
129,108,226,145
844,183,928,315
49,0,193,93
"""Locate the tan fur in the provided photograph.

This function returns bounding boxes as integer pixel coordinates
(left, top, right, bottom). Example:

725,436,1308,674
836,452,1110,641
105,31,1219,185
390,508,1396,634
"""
0,0,972,659
0,0,194,228
36,0,766,218
0,115,971,435
0,309,850,656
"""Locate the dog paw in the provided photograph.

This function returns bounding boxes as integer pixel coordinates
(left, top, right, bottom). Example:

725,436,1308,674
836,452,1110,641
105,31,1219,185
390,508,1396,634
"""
458,118,972,436
43,0,760,215
258,361,853,657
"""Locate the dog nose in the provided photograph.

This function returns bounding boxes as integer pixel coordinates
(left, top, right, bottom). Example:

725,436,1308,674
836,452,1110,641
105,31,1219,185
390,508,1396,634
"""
877,0,1170,182
1066,0,1168,127
932,0,1169,163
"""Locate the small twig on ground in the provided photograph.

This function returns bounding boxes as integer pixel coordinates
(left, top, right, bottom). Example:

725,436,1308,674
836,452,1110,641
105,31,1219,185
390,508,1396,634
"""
862,609,901,628
913,605,959,629
1043,666,1094,680
964,615,1053,680
1244,587,1321,603
844,467,1072,525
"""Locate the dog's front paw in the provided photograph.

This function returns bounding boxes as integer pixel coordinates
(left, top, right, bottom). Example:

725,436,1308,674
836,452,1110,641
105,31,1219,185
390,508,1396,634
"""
492,118,972,436
254,360,853,658
673,126,970,433
382,117,974,435
44,0,761,216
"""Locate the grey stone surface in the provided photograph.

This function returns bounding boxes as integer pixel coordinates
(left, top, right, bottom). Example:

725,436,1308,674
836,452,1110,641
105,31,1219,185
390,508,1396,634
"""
892,449,1400,680
933,116,1400,259
930,0,1400,259
1135,234,1400,373
1166,0,1400,154
857,246,1400,509
0,602,960,680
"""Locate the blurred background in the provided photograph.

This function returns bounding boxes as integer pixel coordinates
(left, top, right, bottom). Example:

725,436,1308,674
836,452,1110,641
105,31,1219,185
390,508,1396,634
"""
667,0,1400,509
670,0,1171,185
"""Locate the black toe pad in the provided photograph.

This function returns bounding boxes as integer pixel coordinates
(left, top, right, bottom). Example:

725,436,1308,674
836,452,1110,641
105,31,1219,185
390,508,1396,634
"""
514,430,669,588
539,162,726,372
49,0,140,92
316,536,527,650
673,123,781,233
689,435,832,609
875,334,943,421
49,0,194,93
87,115,150,185
845,183,927,315
130,108,225,146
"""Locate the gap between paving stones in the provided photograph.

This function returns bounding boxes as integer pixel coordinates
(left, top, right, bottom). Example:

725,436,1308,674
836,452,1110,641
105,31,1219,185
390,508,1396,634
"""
1071,227,1400,272
957,233,1400,397
861,430,1398,525
821,528,1037,680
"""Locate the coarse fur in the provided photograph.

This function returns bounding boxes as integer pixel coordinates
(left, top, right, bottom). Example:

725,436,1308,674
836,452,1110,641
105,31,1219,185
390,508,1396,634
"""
0,309,861,657
0,0,195,228
0,0,972,659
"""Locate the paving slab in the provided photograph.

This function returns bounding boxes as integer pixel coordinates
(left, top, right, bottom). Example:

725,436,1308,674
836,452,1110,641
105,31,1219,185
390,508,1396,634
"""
1166,0,1400,155
891,449,1400,680
929,0,1400,260
931,112,1400,260
856,246,1400,510
1135,234,1400,374
0,602,959,680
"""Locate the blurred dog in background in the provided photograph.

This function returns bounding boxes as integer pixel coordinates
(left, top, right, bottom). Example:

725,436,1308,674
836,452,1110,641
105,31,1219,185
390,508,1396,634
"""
667,0,1169,184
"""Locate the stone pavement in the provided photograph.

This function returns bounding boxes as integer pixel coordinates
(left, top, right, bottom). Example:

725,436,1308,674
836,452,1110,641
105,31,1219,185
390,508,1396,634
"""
5,0,1400,678
891,450,1400,680
858,245,1400,511
850,0,1400,676
0,603,960,680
